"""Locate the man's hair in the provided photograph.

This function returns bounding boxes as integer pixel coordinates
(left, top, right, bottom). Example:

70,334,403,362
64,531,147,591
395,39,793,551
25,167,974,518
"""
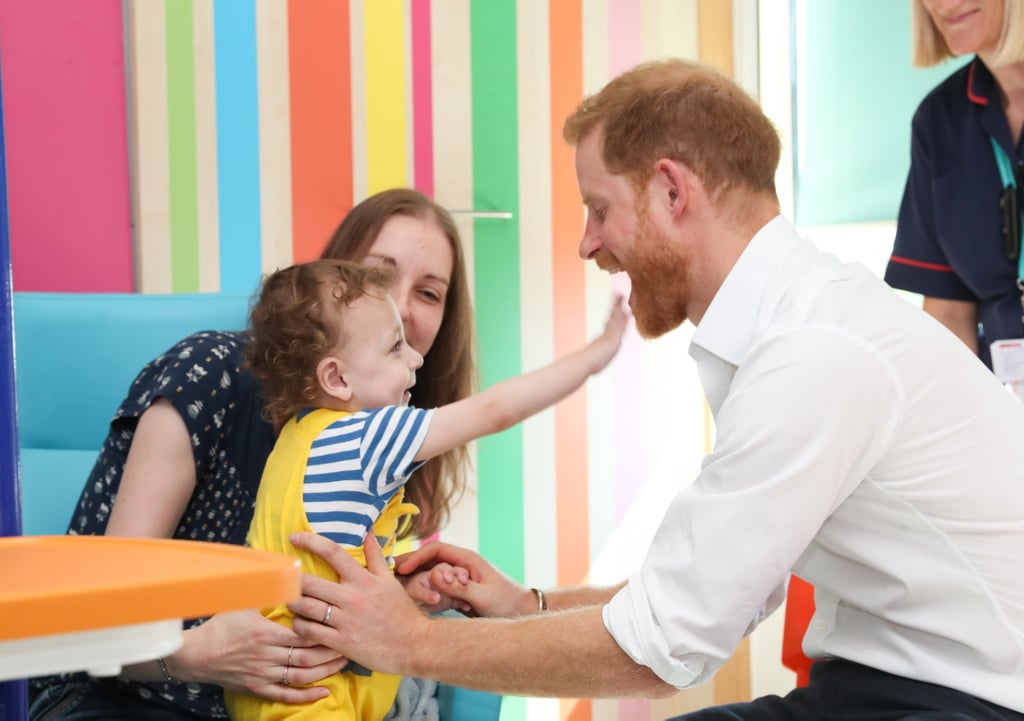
247,259,392,430
911,0,1024,67
320,189,477,538
562,59,781,203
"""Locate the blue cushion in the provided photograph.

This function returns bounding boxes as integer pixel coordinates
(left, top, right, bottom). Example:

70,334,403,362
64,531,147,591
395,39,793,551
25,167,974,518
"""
13,291,252,450
437,683,503,720
19,448,96,535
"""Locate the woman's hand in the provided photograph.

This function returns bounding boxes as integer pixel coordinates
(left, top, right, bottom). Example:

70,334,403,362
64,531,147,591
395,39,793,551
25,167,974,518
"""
171,609,347,703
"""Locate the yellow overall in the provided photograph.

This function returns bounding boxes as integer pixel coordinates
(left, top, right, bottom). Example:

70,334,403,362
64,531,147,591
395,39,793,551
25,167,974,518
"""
225,408,418,720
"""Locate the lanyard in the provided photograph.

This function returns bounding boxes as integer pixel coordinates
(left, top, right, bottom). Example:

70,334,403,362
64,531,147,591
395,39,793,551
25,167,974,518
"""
991,137,1023,280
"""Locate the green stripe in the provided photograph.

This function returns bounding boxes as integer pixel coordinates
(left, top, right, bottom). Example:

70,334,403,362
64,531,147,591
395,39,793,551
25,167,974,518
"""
470,3,525,717
165,0,199,292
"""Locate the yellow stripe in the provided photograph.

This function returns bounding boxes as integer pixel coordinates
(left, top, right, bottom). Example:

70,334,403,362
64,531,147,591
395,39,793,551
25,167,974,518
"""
127,0,172,293
256,0,293,275
364,0,408,193
193,0,220,291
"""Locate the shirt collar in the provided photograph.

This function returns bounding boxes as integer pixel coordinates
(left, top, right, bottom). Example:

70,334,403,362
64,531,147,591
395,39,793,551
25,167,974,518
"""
689,214,801,367
966,56,996,106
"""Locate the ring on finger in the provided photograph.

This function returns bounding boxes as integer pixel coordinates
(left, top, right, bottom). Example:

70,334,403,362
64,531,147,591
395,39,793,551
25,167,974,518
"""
287,646,294,668
322,603,334,625
280,666,290,686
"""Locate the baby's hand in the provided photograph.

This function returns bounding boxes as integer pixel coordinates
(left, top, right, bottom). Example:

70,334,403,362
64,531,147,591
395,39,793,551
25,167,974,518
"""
589,293,630,373
398,563,472,615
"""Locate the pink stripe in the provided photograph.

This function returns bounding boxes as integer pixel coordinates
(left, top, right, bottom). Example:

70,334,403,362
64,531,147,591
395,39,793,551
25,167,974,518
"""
0,0,133,291
411,0,434,198
606,6,646,718
608,0,642,77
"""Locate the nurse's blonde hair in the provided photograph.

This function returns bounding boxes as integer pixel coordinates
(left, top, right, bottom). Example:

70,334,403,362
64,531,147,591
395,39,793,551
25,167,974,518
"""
910,0,1024,68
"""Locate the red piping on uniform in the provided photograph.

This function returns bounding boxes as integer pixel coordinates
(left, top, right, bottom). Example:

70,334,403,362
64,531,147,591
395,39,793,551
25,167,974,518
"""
966,60,988,105
889,255,955,272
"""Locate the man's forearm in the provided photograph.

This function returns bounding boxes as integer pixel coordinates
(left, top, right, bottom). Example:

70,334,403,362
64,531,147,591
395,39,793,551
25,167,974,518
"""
544,582,625,611
406,605,675,699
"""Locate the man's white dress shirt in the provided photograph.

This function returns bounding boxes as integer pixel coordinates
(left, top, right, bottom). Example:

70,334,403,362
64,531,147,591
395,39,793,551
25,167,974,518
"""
604,216,1024,711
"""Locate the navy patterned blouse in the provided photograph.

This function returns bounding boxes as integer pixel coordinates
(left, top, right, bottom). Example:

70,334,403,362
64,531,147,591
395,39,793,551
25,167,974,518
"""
31,330,276,719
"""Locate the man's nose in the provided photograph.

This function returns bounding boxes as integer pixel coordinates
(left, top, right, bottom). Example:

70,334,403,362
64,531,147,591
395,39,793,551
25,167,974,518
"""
579,229,600,260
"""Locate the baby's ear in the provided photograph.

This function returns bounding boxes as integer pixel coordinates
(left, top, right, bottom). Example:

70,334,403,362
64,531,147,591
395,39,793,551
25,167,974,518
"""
317,355,353,402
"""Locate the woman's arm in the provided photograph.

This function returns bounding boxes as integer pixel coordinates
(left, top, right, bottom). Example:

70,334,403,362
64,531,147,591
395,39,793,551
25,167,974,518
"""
922,297,979,355
105,400,344,700
105,398,195,538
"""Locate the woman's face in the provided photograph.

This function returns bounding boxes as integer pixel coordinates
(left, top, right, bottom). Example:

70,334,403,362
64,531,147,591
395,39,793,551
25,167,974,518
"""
362,214,454,358
922,0,1004,57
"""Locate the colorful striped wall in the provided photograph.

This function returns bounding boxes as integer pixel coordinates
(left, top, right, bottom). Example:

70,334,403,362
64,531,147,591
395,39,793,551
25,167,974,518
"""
0,1,783,719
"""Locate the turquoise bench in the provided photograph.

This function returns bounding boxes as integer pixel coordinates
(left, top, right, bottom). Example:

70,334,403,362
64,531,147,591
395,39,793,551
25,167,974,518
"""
13,291,500,721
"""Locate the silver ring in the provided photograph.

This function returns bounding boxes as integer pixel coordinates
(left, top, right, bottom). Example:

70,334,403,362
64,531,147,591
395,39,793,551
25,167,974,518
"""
286,646,294,668
321,603,334,625
280,666,290,686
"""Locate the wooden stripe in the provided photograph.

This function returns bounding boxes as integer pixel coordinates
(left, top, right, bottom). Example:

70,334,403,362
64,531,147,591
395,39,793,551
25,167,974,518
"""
515,13,556,720
128,0,173,293
642,0,698,61
0,0,133,292
411,0,433,197
288,0,352,261
256,0,293,275
429,0,478,551
193,0,220,292
364,0,408,193
213,0,262,292
165,0,199,292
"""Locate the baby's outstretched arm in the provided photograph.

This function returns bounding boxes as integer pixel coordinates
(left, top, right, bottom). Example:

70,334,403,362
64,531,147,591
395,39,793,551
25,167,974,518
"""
416,294,629,461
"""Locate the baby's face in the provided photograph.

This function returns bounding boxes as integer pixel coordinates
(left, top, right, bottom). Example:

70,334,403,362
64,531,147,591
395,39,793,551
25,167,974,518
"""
336,294,424,410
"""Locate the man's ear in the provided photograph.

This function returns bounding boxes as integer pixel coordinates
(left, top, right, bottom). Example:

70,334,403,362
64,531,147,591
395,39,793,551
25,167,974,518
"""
655,158,689,220
317,355,353,402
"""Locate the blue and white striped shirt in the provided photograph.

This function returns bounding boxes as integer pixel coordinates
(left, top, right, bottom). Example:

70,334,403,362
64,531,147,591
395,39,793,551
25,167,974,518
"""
302,406,433,547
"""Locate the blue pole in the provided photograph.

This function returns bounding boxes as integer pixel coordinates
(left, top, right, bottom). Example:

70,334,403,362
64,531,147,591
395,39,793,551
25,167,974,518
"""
0,42,29,721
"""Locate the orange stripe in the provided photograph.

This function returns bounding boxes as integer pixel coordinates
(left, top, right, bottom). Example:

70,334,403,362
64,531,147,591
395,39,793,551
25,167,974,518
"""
288,0,352,262
550,2,590,721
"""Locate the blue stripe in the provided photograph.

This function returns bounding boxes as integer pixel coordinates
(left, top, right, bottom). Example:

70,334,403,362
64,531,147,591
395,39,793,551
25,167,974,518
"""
302,490,375,505
307,448,360,466
307,510,376,526
319,531,363,546
213,0,262,292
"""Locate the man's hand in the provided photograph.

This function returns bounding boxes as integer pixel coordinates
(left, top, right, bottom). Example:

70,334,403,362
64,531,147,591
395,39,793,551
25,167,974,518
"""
287,531,429,676
398,563,473,615
396,541,540,618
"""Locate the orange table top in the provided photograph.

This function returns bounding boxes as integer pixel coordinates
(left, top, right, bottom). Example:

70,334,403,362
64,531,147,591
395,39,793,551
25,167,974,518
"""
0,535,300,641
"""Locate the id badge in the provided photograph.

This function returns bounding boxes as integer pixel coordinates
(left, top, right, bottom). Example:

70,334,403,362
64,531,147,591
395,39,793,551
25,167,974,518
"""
990,338,1024,402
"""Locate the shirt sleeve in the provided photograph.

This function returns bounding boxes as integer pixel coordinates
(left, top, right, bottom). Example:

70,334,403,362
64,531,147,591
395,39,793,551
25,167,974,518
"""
603,328,901,688
113,331,252,477
884,102,975,301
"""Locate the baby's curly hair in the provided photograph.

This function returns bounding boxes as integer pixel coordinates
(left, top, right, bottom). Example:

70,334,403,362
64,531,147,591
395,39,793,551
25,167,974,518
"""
247,259,393,429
